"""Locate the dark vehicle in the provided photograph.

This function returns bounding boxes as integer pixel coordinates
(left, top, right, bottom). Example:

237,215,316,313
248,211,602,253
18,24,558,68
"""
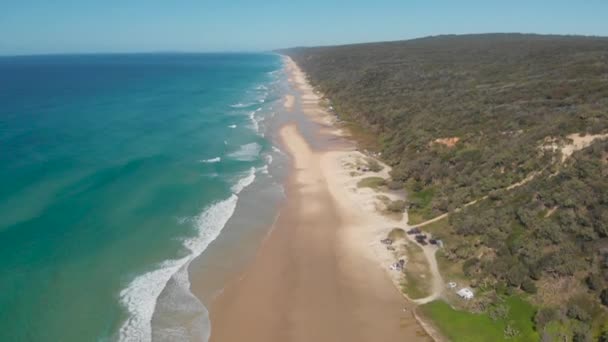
407,228,421,235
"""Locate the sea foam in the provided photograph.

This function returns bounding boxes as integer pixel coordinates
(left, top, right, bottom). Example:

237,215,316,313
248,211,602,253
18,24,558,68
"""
229,102,257,109
249,111,259,132
231,167,256,194
227,142,261,162
200,157,221,163
119,168,258,341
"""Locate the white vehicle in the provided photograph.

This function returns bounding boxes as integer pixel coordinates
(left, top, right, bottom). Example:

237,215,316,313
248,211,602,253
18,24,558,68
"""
457,288,474,300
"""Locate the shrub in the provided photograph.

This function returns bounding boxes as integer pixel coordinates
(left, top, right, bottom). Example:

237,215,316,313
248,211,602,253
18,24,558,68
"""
566,304,591,322
495,281,508,295
387,180,404,190
601,289,608,307
534,307,558,328
463,257,480,277
504,324,520,339
521,278,538,294
357,177,385,189
488,303,509,321
528,264,542,280
572,324,592,342
488,190,502,201
506,264,528,287
367,159,383,172
387,200,406,213
585,273,603,291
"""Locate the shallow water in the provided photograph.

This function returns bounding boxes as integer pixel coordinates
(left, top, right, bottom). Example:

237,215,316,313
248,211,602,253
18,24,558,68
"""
0,53,283,341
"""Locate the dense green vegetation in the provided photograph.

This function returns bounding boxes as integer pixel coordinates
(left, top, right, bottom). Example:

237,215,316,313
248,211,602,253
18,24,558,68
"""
407,186,436,224
421,297,538,342
284,34,608,340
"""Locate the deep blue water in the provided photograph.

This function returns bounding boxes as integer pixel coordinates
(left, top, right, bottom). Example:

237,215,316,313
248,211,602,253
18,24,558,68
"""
0,53,282,341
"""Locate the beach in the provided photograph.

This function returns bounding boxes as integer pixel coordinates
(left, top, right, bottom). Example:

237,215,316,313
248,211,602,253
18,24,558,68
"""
203,57,433,341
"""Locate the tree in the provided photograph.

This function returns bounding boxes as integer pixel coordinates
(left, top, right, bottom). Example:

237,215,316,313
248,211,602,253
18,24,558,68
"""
572,331,591,342
585,273,602,291
567,304,590,322
601,289,608,307
521,278,538,294
534,307,558,328
463,257,480,276
506,263,528,287
572,324,592,342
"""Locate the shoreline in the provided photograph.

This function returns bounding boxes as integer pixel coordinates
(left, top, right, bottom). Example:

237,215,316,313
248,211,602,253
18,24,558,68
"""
204,56,434,341
148,59,290,341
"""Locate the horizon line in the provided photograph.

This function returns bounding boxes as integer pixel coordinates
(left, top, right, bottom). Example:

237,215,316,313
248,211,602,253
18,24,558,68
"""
3,32,608,58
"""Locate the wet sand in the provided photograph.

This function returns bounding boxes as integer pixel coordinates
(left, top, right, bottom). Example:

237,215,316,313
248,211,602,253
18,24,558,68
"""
204,57,431,341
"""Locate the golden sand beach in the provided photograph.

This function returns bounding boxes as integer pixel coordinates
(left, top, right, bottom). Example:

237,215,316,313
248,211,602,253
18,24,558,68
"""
205,57,434,342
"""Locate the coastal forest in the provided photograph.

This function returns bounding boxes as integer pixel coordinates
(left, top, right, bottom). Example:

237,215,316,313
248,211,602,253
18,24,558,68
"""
284,34,608,341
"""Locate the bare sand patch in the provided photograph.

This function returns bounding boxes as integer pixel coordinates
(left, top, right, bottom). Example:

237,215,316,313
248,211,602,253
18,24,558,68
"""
542,132,608,162
432,137,460,148
284,94,295,111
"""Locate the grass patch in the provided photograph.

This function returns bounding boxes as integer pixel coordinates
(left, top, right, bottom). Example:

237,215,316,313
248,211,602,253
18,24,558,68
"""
420,216,450,236
436,251,467,286
407,211,426,225
387,227,406,240
403,270,430,300
357,176,386,189
407,186,437,224
411,187,436,205
402,243,432,299
421,297,539,342
387,199,406,213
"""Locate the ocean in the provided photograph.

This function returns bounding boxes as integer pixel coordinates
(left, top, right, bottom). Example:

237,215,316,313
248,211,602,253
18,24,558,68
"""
0,53,285,341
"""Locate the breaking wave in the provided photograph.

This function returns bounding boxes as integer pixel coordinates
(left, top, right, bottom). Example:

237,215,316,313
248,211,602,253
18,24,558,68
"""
200,157,221,163
229,102,258,109
118,165,258,341
231,167,256,194
226,143,261,162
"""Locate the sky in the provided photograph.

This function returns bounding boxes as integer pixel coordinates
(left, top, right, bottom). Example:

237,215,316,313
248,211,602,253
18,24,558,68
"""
1,0,607,55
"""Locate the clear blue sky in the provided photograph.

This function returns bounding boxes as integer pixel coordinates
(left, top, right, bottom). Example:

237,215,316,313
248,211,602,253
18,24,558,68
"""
1,0,607,55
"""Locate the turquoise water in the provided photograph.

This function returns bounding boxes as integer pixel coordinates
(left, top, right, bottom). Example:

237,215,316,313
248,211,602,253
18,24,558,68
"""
0,53,283,341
